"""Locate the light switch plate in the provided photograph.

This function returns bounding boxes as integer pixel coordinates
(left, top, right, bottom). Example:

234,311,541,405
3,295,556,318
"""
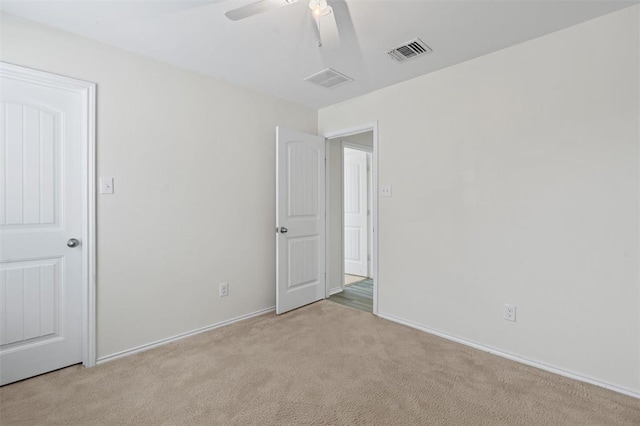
380,184,392,197
100,177,114,194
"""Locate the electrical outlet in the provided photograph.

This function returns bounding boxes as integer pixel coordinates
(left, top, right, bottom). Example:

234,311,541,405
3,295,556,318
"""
504,304,516,322
219,282,228,297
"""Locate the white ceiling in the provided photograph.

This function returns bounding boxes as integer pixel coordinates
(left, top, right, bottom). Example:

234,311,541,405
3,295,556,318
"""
1,0,636,108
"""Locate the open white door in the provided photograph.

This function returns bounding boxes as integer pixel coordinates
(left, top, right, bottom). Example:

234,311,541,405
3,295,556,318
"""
344,148,368,277
0,65,87,384
276,127,326,314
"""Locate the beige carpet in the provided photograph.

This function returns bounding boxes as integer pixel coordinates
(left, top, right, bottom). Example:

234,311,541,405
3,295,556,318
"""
1,301,639,425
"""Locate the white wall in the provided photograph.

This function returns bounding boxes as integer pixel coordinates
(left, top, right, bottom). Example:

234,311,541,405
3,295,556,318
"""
0,13,317,358
327,138,344,294
320,6,640,393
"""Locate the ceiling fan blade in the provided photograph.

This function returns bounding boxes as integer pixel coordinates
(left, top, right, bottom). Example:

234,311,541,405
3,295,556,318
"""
330,0,358,47
320,0,369,82
225,0,297,21
317,8,340,49
310,9,326,47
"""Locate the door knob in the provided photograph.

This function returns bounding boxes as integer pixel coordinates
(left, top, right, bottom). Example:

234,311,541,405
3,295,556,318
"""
67,238,80,248
279,227,288,234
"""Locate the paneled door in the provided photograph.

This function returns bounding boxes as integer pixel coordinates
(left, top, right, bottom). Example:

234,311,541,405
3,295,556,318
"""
343,148,368,277
276,127,325,314
0,65,86,385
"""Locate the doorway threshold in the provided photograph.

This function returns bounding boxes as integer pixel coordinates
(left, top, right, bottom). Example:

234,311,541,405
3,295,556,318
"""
328,279,373,312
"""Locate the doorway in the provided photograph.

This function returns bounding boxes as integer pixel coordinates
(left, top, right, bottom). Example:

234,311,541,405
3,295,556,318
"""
325,127,376,313
275,124,377,315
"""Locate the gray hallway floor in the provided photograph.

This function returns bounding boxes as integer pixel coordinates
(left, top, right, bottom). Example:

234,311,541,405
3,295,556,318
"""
328,279,373,312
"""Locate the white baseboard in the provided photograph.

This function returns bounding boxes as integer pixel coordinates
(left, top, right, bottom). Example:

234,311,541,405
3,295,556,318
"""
376,311,640,400
97,306,275,364
329,287,343,296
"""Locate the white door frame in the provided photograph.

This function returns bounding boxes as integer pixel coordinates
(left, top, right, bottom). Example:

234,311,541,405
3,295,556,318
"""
323,122,378,315
1,62,97,368
342,141,372,280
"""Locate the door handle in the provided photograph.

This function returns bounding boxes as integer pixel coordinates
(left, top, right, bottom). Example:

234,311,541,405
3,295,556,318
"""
67,238,80,248
279,227,288,234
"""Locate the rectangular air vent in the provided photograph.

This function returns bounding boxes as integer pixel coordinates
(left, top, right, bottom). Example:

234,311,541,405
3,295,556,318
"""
304,68,353,89
386,38,432,63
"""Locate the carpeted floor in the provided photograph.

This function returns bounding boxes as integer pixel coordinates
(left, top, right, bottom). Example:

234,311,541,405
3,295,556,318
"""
1,301,639,425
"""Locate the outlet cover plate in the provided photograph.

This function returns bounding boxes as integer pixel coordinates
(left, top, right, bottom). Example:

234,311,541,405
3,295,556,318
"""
504,303,516,322
219,282,229,297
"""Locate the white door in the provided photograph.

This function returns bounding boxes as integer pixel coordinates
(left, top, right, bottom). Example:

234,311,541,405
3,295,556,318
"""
276,127,325,314
344,148,368,277
0,67,84,385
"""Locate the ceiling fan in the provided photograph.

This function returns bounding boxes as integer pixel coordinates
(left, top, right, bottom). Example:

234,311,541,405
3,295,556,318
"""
225,0,348,48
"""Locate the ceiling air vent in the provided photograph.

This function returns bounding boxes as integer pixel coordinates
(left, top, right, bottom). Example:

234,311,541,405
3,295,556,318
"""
386,38,432,63
304,68,353,89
